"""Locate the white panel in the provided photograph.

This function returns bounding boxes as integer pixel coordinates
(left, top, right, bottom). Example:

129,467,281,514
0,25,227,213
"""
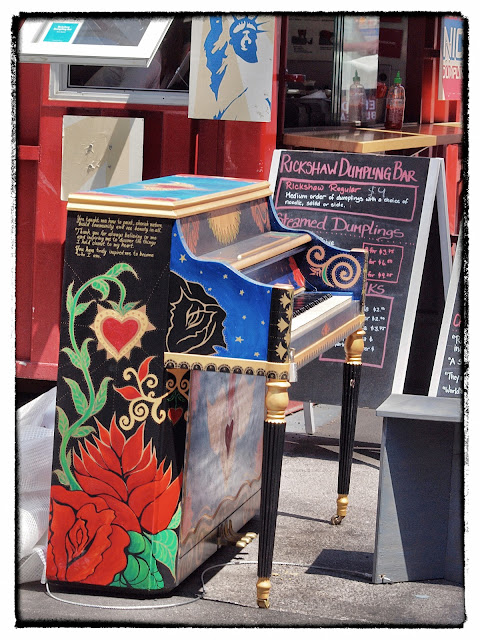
61,116,144,201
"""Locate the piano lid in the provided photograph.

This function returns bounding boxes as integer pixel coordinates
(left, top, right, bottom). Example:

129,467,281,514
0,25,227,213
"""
66,174,272,218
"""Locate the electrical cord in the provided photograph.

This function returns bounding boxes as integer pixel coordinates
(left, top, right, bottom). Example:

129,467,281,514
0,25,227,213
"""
44,560,373,611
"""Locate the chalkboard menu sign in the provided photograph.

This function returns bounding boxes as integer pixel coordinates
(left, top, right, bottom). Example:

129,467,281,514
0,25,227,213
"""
429,229,464,398
269,149,451,408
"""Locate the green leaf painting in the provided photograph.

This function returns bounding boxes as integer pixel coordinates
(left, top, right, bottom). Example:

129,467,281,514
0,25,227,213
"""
53,469,70,487
91,278,110,300
110,531,165,590
106,263,138,279
60,346,83,369
74,300,94,317
71,424,96,438
56,406,69,437
63,377,88,415
150,529,178,578
168,505,182,530
92,377,113,415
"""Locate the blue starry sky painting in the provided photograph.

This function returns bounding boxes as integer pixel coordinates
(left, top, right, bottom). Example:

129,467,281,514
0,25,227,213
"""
170,222,271,360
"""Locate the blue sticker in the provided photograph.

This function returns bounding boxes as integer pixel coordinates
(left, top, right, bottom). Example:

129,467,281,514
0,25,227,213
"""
43,23,79,43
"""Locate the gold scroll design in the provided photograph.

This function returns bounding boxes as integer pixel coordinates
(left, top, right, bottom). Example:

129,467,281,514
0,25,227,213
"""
275,290,293,362
306,246,362,290
116,363,189,431
207,205,241,245
164,354,290,380
91,305,155,361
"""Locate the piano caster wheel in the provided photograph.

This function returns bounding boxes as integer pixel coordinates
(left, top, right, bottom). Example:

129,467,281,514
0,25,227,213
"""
330,515,344,525
256,578,271,609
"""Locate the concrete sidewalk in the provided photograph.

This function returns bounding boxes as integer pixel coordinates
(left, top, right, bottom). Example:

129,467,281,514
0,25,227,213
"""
16,404,466,628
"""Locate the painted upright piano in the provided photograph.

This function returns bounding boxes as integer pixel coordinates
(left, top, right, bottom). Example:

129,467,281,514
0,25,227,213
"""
46,174,367,607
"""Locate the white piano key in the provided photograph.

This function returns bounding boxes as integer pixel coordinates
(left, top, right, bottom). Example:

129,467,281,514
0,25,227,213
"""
291,294,352,333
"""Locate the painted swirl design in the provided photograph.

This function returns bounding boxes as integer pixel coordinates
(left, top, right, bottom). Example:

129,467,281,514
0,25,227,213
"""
306,246,361,290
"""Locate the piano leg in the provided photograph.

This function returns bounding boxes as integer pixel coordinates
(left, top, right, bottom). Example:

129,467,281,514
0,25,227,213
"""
331,327,365,525
256,379,290,608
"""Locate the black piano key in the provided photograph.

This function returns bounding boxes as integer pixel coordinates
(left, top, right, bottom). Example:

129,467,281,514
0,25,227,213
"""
292,292,333,317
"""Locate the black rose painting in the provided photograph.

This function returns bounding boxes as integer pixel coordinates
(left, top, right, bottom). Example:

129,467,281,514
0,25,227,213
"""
166,272,227,355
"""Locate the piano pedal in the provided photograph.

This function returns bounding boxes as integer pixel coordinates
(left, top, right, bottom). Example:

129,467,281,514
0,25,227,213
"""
235,532,257,548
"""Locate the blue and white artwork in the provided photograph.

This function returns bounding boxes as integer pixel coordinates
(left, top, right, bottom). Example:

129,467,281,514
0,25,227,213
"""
188,15,275,122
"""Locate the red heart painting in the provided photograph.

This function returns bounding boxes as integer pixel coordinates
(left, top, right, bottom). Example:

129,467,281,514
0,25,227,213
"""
225,420,234,456
102,317,140,353
168,407,183,425
91,305,155,361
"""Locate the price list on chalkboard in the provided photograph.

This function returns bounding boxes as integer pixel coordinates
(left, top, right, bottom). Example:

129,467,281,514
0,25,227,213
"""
436,281,463,397
430,232,463,399
270,149,443,408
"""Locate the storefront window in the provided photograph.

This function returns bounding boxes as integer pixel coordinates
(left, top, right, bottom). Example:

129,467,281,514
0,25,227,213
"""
284,15,335,128
284,15,381,129
67,18,191,92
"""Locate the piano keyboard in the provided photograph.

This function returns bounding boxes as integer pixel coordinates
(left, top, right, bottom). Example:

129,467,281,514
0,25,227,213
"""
291,293,352,333
290,291,361,364
293,291,331,316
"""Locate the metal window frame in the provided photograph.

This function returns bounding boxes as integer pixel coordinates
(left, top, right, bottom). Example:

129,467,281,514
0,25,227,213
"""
18,17,172,67
48,64,189,106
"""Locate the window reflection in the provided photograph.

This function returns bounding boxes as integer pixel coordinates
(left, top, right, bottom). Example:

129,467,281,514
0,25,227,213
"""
72,18,150,46
68,18,191,91
284,15,335,128
341,16,379,125
283,15,380,129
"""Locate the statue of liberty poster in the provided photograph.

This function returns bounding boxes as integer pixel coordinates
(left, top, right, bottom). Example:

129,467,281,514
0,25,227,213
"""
188,15,275,122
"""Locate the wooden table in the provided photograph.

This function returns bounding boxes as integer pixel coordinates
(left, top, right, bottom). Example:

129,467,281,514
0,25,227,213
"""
283,123,462,154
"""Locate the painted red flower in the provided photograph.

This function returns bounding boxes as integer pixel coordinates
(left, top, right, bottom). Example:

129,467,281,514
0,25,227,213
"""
73,415,183,535
46,486,130,585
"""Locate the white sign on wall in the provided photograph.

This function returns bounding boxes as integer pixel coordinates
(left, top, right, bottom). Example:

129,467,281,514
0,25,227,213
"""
188,15,275,123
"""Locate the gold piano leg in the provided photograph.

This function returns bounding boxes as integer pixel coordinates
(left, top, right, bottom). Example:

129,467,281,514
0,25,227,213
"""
331,327,365,525
256,379,290,608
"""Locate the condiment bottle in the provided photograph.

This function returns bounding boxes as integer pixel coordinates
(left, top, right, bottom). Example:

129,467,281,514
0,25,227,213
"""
385,71,405,131
348,70,366,125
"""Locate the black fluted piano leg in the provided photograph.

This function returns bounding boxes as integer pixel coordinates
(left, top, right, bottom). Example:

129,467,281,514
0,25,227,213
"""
256,380,290,608
331,328,365,525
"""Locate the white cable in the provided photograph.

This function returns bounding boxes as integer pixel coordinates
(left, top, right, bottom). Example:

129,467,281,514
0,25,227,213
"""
44,560,372,610
45,581,202,610
199,560,372,597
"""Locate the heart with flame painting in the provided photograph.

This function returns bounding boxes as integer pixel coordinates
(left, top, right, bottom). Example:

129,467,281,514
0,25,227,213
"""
90,304,155,361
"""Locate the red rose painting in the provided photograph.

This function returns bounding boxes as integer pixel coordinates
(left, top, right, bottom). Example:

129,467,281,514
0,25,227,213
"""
46,486,130,585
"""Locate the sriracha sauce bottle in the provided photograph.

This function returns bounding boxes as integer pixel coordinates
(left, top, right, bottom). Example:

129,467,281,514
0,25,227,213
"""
385,71,405,131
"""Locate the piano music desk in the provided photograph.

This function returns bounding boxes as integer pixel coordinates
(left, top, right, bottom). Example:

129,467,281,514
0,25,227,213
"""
47,174,367,608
